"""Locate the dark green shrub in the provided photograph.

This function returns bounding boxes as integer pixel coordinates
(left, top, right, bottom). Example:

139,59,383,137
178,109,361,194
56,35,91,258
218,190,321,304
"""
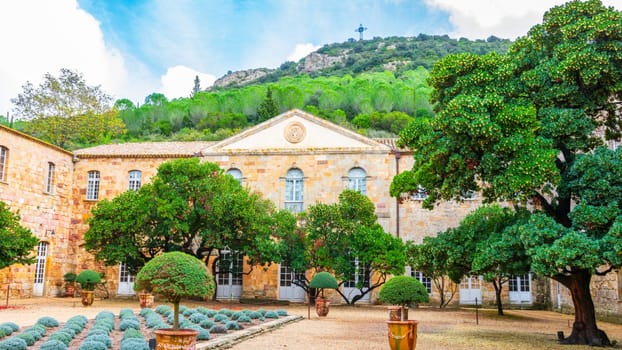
23,325,46,340
378,275,430,321
48,331,72,345
0,326,11,337
0,329,5,339
39,339,68,350
0,337,28,350
76,270,102,291
63,272,77,283
309,271,338,298
37,316,59,327
122,328,143,340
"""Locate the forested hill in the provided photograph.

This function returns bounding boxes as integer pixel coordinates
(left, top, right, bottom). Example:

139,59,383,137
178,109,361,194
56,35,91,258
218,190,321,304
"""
211,34,512,89
4,35,513,150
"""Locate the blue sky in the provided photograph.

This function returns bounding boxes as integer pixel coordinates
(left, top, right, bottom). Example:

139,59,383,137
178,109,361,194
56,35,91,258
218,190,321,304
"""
0,0,620,115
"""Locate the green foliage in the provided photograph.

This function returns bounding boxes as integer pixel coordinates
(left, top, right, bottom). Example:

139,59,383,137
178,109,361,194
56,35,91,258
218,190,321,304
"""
0,201,38,270
134,252,215,330
39,340,68,350
120,338,149,350
37,316,59,328
0,337,28,350
76,270,101,291
378,275,430,307
63,272,77,283
309,272,338,297
257,87,279,121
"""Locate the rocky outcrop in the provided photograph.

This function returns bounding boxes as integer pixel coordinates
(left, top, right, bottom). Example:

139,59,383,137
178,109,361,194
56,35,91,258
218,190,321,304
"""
211,68,275,89
298,52,344,73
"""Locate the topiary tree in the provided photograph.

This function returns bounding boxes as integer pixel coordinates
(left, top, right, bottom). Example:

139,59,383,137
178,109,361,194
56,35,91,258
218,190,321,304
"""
309,271,338,298
76,270,101,291
134,252,215,330
378,276,429,321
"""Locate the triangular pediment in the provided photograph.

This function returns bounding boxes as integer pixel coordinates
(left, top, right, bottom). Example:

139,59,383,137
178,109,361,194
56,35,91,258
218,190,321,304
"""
202,109,391,155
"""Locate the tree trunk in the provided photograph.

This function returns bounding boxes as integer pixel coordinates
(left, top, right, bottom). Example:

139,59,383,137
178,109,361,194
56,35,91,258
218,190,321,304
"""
559,271,610,346
492,278,504,316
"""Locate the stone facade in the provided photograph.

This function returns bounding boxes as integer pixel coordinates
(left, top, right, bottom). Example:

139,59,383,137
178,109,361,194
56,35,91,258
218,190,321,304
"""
3,110,619,315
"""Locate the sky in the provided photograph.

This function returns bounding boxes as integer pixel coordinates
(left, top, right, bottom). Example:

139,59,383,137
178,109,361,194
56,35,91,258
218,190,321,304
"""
0,0,620,116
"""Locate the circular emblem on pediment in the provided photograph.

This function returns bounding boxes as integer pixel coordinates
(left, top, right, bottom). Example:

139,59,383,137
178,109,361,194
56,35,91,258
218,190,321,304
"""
284,122,306,144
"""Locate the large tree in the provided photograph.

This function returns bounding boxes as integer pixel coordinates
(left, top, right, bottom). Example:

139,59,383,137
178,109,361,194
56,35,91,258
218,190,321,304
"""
85,158,295,282
285,190,405,304
391,0,621,345
0,201,39,270
10,68,125,148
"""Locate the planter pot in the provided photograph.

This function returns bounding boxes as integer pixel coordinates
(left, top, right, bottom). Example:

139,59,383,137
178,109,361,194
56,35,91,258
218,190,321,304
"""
155,328,199,350
65,284,75,297
386,320,418,350
388,306,408,321
315,297,330,317
81,290,94,306
138,292,155,308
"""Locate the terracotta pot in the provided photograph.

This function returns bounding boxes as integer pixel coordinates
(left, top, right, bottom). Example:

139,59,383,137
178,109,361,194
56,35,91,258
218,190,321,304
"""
388,306,408,321
65,284,75,297
155,328,199,350
386,320,418,350
315,297,330,317
138,292,154,308
81,290,94,306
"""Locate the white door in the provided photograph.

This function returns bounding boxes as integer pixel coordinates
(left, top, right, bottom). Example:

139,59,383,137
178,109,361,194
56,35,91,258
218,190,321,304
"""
216,251,243,299
459,275,482,305
342,257,371,302
509,274,532,304
33,242,48,296
278,264,305,301
117,262,136,296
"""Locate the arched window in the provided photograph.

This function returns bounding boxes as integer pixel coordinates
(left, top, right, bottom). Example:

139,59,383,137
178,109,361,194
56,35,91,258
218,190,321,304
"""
285,168,304,213
128,170,142,191
0,146,8,182
226,168,243,183
347,167,367,195
86,170,100,200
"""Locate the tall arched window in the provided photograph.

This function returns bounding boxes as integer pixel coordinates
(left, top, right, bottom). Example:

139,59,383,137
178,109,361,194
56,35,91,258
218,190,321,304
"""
128,170,142,191
347,167,367,195
86,170,100,200
45,162,55,194
0,146,8,182
226,168,243,183
285,168,304,213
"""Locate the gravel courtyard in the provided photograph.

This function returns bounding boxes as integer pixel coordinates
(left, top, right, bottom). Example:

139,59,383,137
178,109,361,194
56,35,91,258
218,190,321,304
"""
3,297,622,349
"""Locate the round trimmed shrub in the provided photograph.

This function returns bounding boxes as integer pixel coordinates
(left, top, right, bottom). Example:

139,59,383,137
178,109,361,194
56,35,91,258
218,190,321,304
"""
122,328,143,340
48,331,72,345
225,321,241,330
37,316,60,327
0,322,18,333
78,340,108,350
0,329,6,338
67,315,89,326
120,338,149,350
189,312,208,323
119,319,141,331
196,307,213,316
264,311,279,319
39,339,68,350
209,325,227,334
84,334,112,348
378,275,430,307
247,311,263,320
276,309,288,316
0,326,12,336
16,332,36,346
213,314,229,323
199,319,215,328
217,308,233,317
23,325,46,340
188,325,210,340
237,315,252,323
0,337,27,350
76,269,102,291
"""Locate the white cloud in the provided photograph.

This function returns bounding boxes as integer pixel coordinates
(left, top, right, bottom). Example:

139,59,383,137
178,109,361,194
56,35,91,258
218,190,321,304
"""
287,43,322,62
159,66,216,99
423,0,621,40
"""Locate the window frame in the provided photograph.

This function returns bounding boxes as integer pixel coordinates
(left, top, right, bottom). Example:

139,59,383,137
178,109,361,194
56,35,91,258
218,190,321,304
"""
347,167,367,195
128,170,142,191
284,168,304,213
0,146,7,182
86,170,100,200
45,162,55,194
226,168,243,184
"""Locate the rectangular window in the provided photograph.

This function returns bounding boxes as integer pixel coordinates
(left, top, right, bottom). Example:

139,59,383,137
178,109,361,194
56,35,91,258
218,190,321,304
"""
128,170,142,191
285,169,304,213
45,162,55,194
86,171,100,200
0,146,7,182
411,270,432,294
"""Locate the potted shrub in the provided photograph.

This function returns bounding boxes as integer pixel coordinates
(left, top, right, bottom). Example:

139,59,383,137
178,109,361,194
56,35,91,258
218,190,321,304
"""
378,275,429,350
63,272,77,297
76,269,101,306
134,251,215,350
309,271,338,317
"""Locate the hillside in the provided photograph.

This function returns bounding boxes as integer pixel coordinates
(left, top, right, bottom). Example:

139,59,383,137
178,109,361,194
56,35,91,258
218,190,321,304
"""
211,34,512,89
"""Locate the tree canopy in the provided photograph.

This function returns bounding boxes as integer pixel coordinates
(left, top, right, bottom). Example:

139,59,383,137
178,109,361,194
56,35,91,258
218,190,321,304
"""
0,201,39,270
392,0,622,345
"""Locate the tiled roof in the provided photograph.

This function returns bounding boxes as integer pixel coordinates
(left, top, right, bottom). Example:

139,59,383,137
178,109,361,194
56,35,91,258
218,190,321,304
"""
372,138,410,152
74,141,215,158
